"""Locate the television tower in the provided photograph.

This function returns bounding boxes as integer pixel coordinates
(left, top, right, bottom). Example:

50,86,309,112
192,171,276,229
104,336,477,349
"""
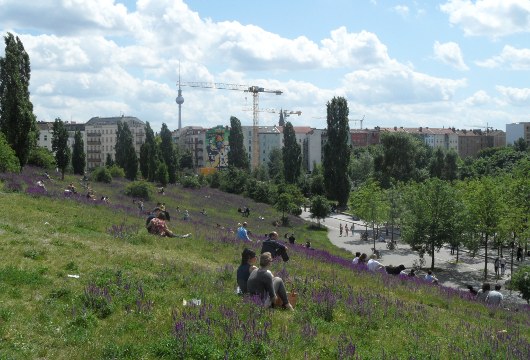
175,62,184,130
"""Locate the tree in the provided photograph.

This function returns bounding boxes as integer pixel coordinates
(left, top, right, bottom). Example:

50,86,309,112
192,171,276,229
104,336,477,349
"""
443,150,459,181
511,265,530,304
310,195,330,228
72,130,86,175
374,132,425,187
105,153,114,167
115,121,138,181
179,150,194,170
401,178,457,269
276,193,293,224
228,116,249,170
460,177,502,279
51,118,70,180
282,122,302,184
159,123,177,183
429,147,445,179
156,161,169,186
0,33,38,168
0,132,19,172
267,148,284,183
350,179,389,252
323,97,351,207
513,137,528,152
349,150,374,187
139,122,159,181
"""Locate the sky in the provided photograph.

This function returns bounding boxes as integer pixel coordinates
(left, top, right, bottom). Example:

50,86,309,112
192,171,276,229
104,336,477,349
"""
1,0,529,132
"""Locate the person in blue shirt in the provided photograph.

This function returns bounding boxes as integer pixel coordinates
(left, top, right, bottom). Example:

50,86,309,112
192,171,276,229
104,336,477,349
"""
237,222,252,242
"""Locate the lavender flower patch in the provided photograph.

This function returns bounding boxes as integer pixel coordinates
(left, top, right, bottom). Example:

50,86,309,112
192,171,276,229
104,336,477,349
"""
106,222,140,240
83,283,112,318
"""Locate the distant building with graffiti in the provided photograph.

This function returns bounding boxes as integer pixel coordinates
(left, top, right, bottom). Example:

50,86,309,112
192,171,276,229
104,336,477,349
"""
205,125,230,170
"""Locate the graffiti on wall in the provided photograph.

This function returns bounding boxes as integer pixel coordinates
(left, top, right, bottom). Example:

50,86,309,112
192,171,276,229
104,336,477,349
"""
205,126,230,169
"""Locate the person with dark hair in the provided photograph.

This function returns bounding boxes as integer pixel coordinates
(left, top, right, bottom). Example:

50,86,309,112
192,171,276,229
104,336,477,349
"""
352,252,361,264
288,233,296,244
261,231,289,262
424,270,438,284
247,252,293,310
358,253,368,264
236,248,257,294
476,283,491,302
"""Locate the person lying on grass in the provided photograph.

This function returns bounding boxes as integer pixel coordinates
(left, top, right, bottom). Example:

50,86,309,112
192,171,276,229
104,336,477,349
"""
147,212,190,238
247,252,294,311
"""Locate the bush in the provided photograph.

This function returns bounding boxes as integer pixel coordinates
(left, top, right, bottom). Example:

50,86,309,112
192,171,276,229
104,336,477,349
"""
511,265,530,304
181,175,201,189
27,146,55,170
219,167,248,194
157,162,169,186
0,134,20,173
125,181,153,200
107,164,125,178
91,166,112,183
208,171,221,188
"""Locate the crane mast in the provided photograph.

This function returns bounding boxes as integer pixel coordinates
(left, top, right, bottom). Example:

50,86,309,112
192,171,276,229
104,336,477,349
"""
177,81,282,169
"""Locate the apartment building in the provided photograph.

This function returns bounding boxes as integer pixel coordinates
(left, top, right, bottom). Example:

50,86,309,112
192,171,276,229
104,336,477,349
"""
173,126,206,168
85,116,145,170
506,122,530,147
36,121,85,154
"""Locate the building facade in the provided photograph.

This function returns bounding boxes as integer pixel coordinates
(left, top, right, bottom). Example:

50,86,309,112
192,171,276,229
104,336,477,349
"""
85,116,145,170
506,122,530,146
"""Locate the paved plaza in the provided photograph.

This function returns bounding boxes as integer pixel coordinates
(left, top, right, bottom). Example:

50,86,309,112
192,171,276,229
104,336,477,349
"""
300,210,529,305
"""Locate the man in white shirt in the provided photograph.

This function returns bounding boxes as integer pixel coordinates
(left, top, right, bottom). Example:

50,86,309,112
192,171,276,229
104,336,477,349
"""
367,254,384,272
486,284,503,306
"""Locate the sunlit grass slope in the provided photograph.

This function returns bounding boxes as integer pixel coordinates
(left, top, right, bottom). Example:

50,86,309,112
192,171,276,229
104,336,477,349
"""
0,167,529,359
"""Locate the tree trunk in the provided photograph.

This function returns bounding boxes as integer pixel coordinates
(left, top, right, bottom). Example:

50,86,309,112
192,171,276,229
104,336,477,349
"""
61,169,65,180
430,242,435,270
484,234,489,280
456,245,459,263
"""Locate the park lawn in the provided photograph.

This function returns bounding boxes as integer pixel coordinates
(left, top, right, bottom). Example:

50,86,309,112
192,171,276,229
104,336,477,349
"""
0,168,529,359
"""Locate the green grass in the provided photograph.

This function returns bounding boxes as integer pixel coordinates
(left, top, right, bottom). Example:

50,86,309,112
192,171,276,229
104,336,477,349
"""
0,169,529,359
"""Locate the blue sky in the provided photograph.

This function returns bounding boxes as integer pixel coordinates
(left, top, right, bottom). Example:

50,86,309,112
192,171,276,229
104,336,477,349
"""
1,0,529,132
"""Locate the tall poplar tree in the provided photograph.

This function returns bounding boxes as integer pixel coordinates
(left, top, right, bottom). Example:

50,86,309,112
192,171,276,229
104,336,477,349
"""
115,121,137,180
228,116,249,170
139,122,158,181
159,123,177,183
282,122,302,183
71,130,86,175
0,33,38,167
323,97,351,207
51,118,70,180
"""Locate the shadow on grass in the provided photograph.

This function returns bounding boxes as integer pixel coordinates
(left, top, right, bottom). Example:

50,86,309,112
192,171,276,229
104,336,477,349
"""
308,224,328,231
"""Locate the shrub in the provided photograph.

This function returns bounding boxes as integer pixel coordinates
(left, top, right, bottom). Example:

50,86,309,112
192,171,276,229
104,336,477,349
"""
0,134,20,173
511,265,530,304
125,181,153,200
27,146,55,170
156,162,169,186
219,167,248,194
107,164,125,178
181,175,201,189
208,171,221,188
91,166,112,183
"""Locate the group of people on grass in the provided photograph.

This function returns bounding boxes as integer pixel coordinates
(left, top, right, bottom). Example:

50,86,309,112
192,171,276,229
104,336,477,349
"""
236,232,294,311
472,283,504,306
145,203,191,238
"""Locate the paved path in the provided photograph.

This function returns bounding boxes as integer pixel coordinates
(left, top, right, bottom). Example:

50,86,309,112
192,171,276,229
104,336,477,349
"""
301,210,529,304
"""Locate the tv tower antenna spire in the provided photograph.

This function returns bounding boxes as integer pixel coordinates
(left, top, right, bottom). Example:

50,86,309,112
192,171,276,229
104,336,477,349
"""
175,61,184,130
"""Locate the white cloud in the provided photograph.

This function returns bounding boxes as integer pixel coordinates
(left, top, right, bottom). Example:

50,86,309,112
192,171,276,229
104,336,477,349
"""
341,62,467,104
496,86,530,105
393,5,410,18
476,45,530,70
440,0,530,38
462,90,494,106
433,41,469,70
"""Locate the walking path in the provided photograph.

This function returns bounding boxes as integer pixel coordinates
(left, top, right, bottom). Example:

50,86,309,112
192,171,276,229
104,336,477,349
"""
301,210,529,305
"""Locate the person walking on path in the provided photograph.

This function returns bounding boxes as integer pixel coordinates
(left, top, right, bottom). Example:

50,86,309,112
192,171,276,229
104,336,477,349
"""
344,224,349,237
500,256,506,276
517,246,523,262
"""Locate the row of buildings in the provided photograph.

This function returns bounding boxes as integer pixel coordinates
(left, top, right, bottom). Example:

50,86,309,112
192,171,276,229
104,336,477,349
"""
37,116,529,173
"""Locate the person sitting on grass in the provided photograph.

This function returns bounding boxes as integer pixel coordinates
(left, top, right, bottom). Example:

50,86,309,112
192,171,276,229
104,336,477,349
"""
236,248,258,294
247,252,293,311
424,270,439,285
147,212,190,238
352,252,361,264
236,222,252,242
476,283,491,302
261,231,289,262
367,254,385,272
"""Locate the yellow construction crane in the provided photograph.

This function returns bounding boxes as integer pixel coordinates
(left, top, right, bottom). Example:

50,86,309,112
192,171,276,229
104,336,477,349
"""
177,82,282,169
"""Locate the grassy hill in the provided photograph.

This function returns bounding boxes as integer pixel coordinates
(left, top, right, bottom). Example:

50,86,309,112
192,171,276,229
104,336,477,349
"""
0,167,529,359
